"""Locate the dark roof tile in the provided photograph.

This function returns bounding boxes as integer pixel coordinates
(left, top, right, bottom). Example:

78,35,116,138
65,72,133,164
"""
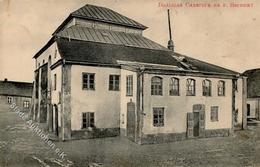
56,38,240,76
56,26,167,51
0,81,33,97
71,4,147,30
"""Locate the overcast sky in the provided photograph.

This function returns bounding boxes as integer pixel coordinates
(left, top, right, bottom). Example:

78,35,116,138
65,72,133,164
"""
0,0,259,82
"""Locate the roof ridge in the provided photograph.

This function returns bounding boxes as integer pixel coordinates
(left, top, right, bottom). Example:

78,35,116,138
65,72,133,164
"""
70,3,147,30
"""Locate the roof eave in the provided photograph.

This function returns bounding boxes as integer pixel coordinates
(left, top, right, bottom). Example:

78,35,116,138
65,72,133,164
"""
33,36,55,59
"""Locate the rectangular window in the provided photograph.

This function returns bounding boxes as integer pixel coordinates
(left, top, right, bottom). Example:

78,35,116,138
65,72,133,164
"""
82,112,95,128
54,74,57,91
23,101,30,108
126,75,133,96
82,73,95,90
109,75,120,91
211,106,219,122
153,107,164,127
7,96,13,104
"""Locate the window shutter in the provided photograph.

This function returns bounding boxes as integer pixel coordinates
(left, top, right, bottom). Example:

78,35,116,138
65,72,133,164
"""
187,112,194,138
199,106,205,137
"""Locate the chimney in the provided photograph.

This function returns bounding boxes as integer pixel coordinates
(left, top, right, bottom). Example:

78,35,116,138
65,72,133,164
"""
167,9,174,51
4,78,8,82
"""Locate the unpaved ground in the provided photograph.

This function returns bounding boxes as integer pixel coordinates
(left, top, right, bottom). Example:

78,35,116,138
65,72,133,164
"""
0,108,260,167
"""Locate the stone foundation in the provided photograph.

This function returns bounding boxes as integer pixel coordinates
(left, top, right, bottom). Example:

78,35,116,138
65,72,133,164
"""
139,128,231,144
71,128,120,140
141,132,187,144
204,128,230,138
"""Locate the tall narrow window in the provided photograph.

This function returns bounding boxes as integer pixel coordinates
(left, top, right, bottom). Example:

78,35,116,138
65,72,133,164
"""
186,78,196,96
202,79,212,96
126,75,133,96
151,76,163,95
218,80,225,96
23,101,30,108
153,107,164,127
7,96,13,104
211,106,219,122
169,77,179,96
54,74,57,91
109,75,120,91
82,73,95,90
82,112,95,128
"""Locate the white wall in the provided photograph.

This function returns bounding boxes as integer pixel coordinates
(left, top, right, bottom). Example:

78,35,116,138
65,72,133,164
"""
70,65,121,130
35,42,61,69
235,78,243,125
247,99,257,118
51,66,62,105
142,74,233,135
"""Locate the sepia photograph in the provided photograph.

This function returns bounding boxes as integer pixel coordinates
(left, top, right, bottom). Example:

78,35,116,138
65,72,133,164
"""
0,0,260,166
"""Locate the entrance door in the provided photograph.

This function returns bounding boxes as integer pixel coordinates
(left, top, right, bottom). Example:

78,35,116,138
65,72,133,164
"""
247,104,250,116
193,112,200,137
126,102,135,141
187,104,205,138
53,105,59,136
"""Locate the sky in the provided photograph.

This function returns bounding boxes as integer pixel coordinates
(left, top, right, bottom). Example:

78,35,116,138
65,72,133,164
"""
0,0,259,82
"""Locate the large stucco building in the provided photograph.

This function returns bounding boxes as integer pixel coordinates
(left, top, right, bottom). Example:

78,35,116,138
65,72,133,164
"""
31,4,247,144
244,68,260,120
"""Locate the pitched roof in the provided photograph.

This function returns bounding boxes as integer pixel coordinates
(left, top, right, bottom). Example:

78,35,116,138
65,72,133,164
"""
56,38,239,76
56,25,167,51
0,80,33,97
243,68,260,98
71,4,147,30
56,38,182,67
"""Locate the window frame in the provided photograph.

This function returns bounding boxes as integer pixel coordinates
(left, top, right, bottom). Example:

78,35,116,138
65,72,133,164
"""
186,78,196,96
218,80,225,96
109,75,120,91
82,112,95,129
202,79,212,96
126,75,133,96
153,107,164,127
7,96,13,104
23,101,30,108
169,77,180,96
151,76,163,96
210,106,219,122
82,73,95,90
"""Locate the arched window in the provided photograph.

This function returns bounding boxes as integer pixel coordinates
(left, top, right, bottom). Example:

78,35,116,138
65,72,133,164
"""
186,78,196,96
202,79,212,96
218,80,225,96
169,77,179,96
151,76,163,95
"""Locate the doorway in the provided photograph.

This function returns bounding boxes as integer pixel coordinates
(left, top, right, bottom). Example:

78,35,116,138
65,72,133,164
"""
53,104,59,136
126,102,135,141
187,104,205,138
193,112,200,137
247,104,250,116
